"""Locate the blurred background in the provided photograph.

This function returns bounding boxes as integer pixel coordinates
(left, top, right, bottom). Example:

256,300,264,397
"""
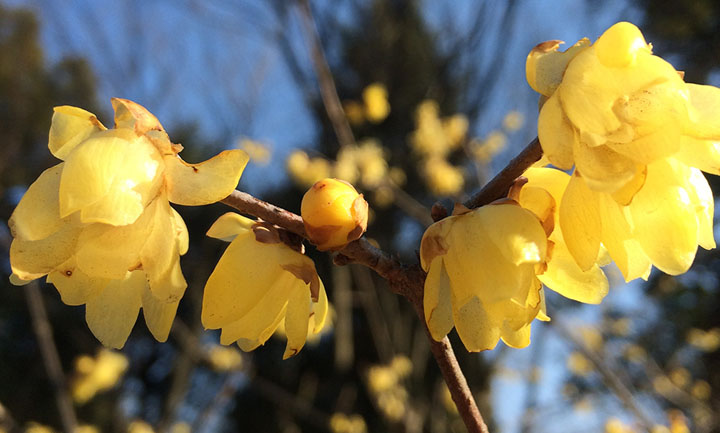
0,0,719,432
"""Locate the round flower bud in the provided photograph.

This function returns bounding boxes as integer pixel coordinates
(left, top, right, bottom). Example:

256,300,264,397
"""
301,178,369,251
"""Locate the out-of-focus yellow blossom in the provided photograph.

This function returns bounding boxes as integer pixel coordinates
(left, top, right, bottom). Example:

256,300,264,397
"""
605,418,636,433
169,423,191,433
362,83,390,123
471,132,507,164
611,317,632,336
24,423,55,433
343,100,366,126
420,202,548,351
127,421,154,433
9,99,248,348
669,367,691,388
411,100,451,157
687,327,720,351
286,150,332,188
652,426,671,433
390,355,412,378
389,167,406,186
567,351,593,376
329,413,367,433
75,426,100,433
206,345,244,372
528,22,720,197
653,376,674,396
691,380,711,400
301,178,369,251
443,114,469,148
334,139,389,189
368,365,398,393
624,343,647,363
502,111,524,131
372,186,394,208
668,410,690,433
579,326,603,352
238,138,271,166
203,213,328,359
422,157,464,197
71,349,128,404
366,360,410,421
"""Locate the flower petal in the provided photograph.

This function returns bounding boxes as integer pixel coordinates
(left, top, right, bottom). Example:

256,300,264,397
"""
482,204,548,266
202,236,296,329
311,280,329,334
140,197,187,302
573,139,638,193
539,241,609,304
559,172,602,271
687,168,715,250
629,159,698,275
9,164,65,241
423,258,455,342
171,207,189,255
10,222,82,281
48,106,106,160
111,98,165,135
675,136,720,176
452,297,500,352
283,283,312,359
218,272,294,345
538,93,577,170
141,286,179,343
206,212,255,242
164,150,249,206
597,194,651,282
85,271,144,349
46,256,108,306
685,83,720,139
526,38,590,97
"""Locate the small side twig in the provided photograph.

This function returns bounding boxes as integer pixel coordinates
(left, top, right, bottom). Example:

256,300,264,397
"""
25,282,78,433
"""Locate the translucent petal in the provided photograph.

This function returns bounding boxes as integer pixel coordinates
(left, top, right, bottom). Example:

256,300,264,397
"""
202,236,296,329
685,84,720,139
419,218,453,270
171,207,189,255
218,272,294,345
164,150,249,206
423,258,455,341
517,186,555,235
559,172,602,271
501,323,531,349
283,283,311,359
48,106,106,160
236,305,288,352
10,222,82,280
538,241,609,304
59,130,163,225
140,197,187,302
522,167,571,205
594,22,650,68
482,204,548,266
444,212,536,306
573,139,638,193
610,166,647,206
686,168,715,250
111,98,165,135
597,194,651,282
9,164,65,241
629,159,698,275
9,274,32,286
47,256,108,306
75,208,153,279
311,279,329,334
141,286,179,343
526,38,590,96
560,45,682,136
608,125,681,166
85,271,144,349
676,136,720,176
538,93,577,170
206,212,255,242
452,297,500,352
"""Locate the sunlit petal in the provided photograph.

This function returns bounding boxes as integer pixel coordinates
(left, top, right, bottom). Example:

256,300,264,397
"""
164,150,249,206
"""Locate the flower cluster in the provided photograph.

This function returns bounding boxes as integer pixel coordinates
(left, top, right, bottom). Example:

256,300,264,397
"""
9,99,249,348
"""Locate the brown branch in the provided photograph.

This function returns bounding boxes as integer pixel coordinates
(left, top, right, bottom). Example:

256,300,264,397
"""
463,137,542,209
25,282,78,433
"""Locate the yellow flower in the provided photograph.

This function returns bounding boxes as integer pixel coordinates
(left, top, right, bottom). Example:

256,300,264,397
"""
527,22,720,195
557,158,714,279
9,99,248,348
362,83,390,123
301,178,369,251
202,213,329,359
420,203,548,351
422,157,465,196
71,349,129,404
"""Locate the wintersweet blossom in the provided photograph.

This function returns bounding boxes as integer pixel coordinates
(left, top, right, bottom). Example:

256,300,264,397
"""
9,99,248,348
420,203,548,351
202,213,328,359
301,178,369,251
527,21,720,194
